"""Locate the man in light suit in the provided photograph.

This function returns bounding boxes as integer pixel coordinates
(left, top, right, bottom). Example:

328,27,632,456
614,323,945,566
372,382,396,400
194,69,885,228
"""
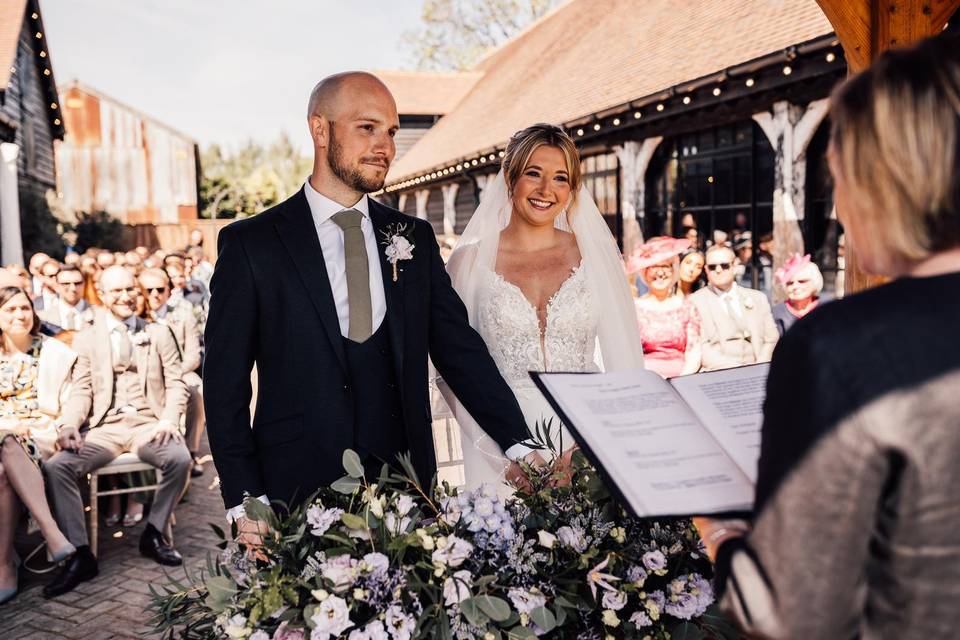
37,265,94,332
139,267,205,477
690,245,779,371
43,266,191,599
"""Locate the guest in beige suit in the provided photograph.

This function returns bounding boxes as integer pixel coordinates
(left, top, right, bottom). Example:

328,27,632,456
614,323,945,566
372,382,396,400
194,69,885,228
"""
42,267,191,599
138,268,205,476
689,245,778,371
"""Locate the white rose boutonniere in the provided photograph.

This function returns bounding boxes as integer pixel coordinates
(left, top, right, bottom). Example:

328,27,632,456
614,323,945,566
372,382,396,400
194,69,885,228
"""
130,330,151,347
381,223,415,282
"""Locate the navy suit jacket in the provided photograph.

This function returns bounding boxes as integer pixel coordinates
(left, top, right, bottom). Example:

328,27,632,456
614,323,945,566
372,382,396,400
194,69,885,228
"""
203,189,527,509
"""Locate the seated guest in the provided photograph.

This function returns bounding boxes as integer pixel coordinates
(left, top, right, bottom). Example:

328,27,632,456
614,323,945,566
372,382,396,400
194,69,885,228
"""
689,244,778,371
0,287,78,605
139,268,205,476
694,34,960,638
38,266,93,332
772,254,828,335
678,249,705,296
185,246,213,289
33,259,61,313
627,237,702,378
43,266,191,598
27,253,50,298
165,263,208,310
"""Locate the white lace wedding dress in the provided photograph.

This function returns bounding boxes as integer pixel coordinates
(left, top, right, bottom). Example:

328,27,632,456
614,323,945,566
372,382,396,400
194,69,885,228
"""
458,264,601,491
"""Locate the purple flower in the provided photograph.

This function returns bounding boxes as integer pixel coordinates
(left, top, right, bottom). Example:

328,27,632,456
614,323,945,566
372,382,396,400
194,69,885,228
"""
665,592,700,620
641,550,667,573
273,621,305,640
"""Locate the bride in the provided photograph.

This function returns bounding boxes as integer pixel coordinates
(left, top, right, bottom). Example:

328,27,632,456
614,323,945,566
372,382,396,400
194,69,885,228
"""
441,123,645,491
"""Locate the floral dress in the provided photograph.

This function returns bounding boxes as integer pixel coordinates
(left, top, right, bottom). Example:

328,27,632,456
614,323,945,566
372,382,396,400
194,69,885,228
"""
0,336,50,467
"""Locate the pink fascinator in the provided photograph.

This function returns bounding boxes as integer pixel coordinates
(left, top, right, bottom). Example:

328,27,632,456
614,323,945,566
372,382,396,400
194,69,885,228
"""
775,253,811,285
625,236,691,273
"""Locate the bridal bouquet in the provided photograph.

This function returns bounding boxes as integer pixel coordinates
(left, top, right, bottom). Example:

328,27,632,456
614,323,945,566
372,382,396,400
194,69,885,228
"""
148,434,737,639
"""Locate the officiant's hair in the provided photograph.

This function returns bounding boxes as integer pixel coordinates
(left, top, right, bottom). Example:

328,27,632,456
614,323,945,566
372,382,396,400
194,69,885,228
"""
503,123,582,203
829,33,960,263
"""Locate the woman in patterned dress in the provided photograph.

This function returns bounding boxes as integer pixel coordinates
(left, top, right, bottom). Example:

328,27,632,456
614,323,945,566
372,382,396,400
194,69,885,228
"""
627,237,703,378
0,287,78,604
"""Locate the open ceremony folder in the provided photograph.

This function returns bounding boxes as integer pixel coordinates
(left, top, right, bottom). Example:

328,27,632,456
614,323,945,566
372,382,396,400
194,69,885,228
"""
530,363,769,519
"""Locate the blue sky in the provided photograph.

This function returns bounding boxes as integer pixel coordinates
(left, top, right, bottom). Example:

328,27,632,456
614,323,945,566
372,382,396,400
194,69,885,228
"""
41,0,424,151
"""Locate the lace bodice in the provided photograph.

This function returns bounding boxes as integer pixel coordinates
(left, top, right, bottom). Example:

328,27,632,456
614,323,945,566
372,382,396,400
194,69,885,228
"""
478,265,600,389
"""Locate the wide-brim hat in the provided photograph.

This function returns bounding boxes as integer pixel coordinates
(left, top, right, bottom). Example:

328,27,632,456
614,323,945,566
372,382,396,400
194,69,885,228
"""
625,236,691,273
775,253,812,285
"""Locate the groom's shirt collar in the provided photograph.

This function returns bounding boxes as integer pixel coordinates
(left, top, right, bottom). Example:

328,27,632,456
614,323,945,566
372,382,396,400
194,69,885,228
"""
303,178,370,225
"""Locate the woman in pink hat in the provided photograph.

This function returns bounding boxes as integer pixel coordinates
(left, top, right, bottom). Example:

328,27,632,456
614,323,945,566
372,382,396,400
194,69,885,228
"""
771,254,827,335
626,236,702,378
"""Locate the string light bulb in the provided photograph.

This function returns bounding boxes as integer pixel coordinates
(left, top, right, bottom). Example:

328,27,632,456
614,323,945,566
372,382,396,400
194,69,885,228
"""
612,118,620,126
498,150,505,158
682,96,691,105
633,111,642,119
656,103,665,112
50,102,57,109
826,52,836,63
782,65,792,76
39,51,46,58
712,87,722,96
35,32,42,39
745,78,755,87
592,123,601,131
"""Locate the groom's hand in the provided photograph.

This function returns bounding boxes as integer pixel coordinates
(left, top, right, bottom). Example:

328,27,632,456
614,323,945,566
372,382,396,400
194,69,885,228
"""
235,516,271,560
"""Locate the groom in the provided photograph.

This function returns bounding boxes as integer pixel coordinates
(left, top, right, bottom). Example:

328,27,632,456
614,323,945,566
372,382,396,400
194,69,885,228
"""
203,72,539,533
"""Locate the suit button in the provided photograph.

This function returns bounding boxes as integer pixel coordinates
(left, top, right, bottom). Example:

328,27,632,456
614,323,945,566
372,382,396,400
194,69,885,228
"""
343,385,349,393
390,411,400,419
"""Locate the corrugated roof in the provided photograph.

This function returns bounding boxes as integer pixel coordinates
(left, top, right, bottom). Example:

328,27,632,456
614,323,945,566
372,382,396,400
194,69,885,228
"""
374,70,483,116
388,0,833,182
0,0,28,89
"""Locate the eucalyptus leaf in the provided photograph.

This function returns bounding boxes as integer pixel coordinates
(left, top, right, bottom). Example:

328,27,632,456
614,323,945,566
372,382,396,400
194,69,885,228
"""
459,597,489,627
331,475,361,494
530,606,556,633
671,621,705,640
342,449,365,478
506,626,536,639
474,595,511,622
340,513,367,530
242,496,275,525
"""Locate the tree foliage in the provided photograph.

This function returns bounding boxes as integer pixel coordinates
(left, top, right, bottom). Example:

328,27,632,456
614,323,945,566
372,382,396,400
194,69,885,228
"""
73,210,128,253
19,187,65,259
403,0,559,71
199,133,311,219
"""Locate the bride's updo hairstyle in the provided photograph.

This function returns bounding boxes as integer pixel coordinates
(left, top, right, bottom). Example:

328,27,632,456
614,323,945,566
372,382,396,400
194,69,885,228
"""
502,123,582,209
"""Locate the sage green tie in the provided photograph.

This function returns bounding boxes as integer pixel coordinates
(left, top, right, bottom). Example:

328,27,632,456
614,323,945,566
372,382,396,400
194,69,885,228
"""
332,209,372,342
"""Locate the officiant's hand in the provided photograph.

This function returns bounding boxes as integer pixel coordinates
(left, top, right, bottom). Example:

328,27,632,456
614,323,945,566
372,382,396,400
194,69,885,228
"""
550,446,579,487
692,516,751,562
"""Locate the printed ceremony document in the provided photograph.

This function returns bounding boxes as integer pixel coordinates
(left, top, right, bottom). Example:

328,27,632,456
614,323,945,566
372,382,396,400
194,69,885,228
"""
530,363,769,518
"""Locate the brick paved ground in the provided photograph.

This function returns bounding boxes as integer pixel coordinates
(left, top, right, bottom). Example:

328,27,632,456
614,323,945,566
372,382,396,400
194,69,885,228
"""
0,437,225,639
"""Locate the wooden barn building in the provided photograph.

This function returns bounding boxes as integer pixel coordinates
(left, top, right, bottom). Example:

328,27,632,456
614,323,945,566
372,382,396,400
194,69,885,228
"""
55,81,200,226
0,0,65,265
382,0,960,298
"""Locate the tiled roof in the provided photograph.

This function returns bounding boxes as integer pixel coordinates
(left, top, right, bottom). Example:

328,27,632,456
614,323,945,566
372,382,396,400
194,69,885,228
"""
388,0,833,182
374,70,483,116
0,0,28,89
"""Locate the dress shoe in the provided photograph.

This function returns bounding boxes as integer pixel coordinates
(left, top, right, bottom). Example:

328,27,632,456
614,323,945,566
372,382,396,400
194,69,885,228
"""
43,547,97,599
139,524,182,566
190,457,204,478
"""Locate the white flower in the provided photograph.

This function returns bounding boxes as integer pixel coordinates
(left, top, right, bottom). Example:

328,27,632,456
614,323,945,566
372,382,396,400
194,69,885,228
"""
363,486,386,519
556,526,587,552
349,620,389,640
432,535,473,568
384,236,414,264
249,632,270,640
395,494,416,517
129,330,151,346
321,555,359,593
507,588,547,615
537,530,557,549
384,511,412,535
361,552,389,575
601,591,628,611
440,497,462,525
384,605,415,640
222,613,249,639
443,570,472,606
310,595,353,639
306,505,344,537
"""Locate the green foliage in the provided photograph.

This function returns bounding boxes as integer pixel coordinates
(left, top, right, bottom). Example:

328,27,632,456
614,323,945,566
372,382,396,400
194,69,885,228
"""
73,210,127,253
200,133,311,219
19,186,65,259
403,0,559,71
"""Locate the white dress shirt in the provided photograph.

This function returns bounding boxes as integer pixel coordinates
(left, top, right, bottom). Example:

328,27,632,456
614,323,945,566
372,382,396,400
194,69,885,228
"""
303,179,387,337
712,282,744,319
58,300,86,331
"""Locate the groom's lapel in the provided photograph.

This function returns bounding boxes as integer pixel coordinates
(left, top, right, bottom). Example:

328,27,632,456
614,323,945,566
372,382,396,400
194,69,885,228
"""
369,201,405,380
274,188,347,374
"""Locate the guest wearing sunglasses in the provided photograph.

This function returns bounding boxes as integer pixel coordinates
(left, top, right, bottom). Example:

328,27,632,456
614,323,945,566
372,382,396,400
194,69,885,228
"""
771,254,828,336
689,244,778,371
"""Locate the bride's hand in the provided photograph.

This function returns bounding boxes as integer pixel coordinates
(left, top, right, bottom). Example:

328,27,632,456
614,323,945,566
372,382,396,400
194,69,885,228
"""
505,451,546,493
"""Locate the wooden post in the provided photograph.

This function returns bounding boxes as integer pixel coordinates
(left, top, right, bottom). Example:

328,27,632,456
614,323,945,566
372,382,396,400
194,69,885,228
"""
814,0,959,293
